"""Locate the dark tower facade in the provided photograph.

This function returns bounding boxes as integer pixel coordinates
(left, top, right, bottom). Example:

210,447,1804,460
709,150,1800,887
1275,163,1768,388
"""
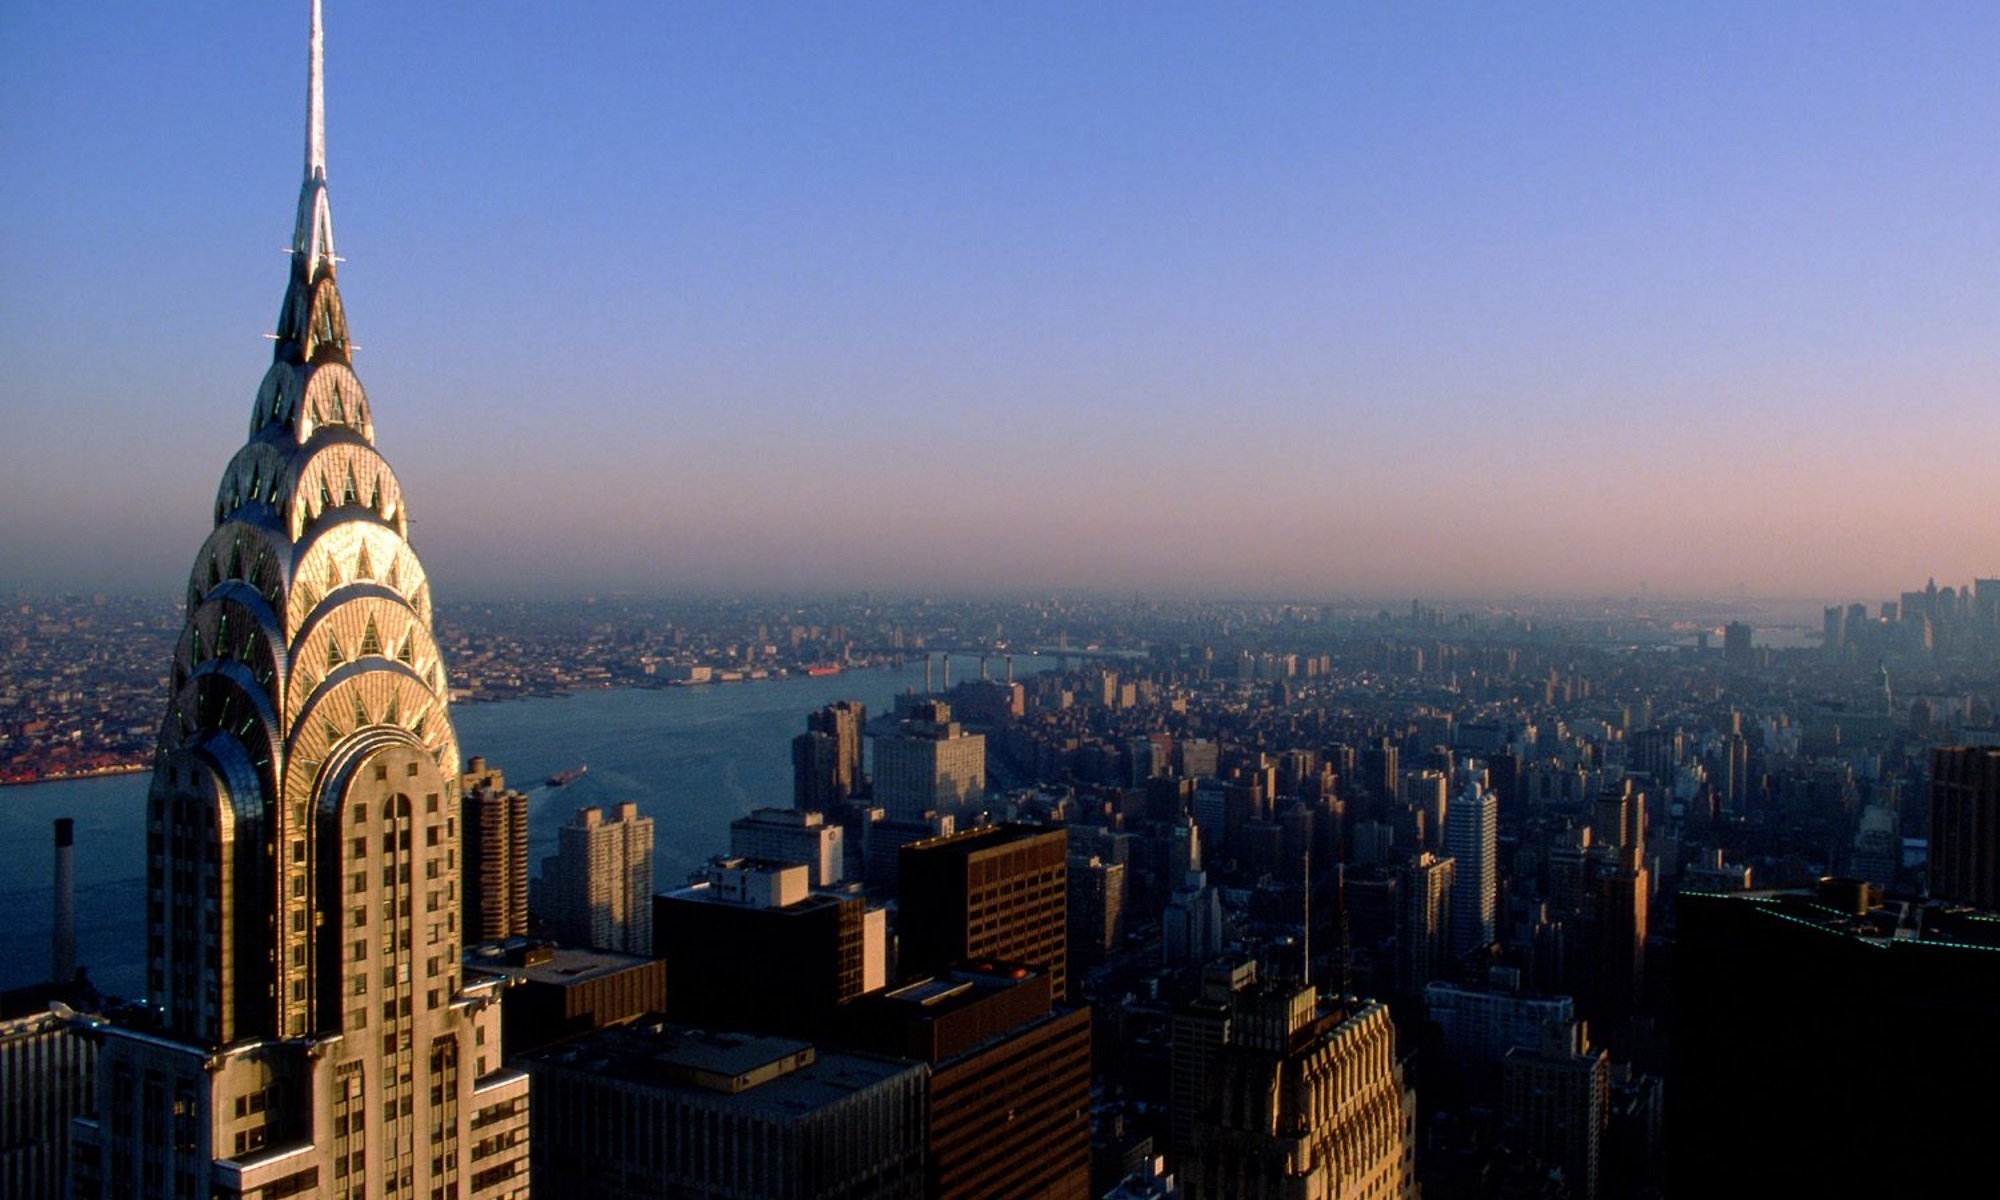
899,824,1069,1000
1930,744,2000,909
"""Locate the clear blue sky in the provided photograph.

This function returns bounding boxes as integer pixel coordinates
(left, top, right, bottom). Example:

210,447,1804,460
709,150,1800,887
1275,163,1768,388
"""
6,2,1999,602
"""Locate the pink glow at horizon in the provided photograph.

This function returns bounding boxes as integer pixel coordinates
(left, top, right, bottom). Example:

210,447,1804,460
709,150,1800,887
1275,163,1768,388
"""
5,2,1999,603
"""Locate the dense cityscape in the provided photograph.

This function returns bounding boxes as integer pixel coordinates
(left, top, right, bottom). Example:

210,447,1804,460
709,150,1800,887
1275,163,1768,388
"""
10,580,2000,1196
8,3,2000,1199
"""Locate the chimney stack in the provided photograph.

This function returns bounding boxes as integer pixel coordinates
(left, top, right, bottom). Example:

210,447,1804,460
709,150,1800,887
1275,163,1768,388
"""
52,818,75,986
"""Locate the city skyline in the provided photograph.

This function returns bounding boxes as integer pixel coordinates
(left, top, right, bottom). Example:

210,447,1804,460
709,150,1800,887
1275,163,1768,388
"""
8,2,2000,600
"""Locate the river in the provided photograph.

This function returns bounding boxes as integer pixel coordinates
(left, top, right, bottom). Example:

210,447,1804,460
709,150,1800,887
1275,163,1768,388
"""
0,654,1050,999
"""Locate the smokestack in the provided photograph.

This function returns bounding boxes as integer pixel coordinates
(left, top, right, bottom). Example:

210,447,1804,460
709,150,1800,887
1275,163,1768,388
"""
52,818,75,986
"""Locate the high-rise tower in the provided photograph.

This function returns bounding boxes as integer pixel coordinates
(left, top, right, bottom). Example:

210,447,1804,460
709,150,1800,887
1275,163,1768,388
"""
74,7,530,1198
1446,764,1498,963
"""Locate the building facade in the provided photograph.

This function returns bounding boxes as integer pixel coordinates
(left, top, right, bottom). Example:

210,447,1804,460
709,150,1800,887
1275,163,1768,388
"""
71,7,530,1197
522,1024,926,1200
461,758,530,942
546,803,654,955
1445,767,1498,962
792,700,867,813
729,806,846,887
1930,744,2000,909
899,824,1068,1000
1183,990,1416,1200
873,702,986,822
2,1006,99,1200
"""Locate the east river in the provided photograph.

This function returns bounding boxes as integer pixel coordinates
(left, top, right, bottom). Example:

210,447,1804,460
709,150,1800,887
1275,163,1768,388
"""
0,655,1051,998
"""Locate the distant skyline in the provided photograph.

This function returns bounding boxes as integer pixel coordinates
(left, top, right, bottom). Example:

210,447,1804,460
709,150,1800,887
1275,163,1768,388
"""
6,2,1999,602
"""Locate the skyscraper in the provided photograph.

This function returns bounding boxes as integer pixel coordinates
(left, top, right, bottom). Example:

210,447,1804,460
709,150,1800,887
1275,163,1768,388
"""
546,803,655,955
72,8,530,1197
461,757,530,942
1929,744,2000,909
1446,764,1498,962
792,700,866,812
1182,986,1416,1200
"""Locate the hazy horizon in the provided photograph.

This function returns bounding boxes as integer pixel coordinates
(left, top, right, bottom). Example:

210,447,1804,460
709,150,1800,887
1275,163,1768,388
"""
7,3,1999,601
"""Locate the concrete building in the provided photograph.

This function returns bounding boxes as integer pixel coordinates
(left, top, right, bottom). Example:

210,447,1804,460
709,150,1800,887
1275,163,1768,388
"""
1068,854,1127,969
1672,880,2000,1197
1502,1021,1609,1200
845,964,1091,1200
873,701,986,822
1423,981,1577,1079
71,9,530,1198
460,757,529,942
654,859,887,1037
1398,851,1456,995
1929,744,2000,909
899,824,1068,1000
792,699,867,813
729,806,846,887
1,1005,100,1200
546,802,655,955
464,941,665,1056
522,1022,927,1200
1183,985,1416,1200
1446,765,1498,961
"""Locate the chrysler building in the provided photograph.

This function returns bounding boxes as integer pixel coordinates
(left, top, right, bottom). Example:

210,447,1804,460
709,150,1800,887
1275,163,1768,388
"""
73,5,530,1198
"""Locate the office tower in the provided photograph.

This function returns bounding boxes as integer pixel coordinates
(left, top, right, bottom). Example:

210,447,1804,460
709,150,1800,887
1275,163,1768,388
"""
1183,985,1416,1200
464,943,664,1057
1423,981,1577,1073
547,803,655,955
1400,769,1447,851
899,824,1068,999
792,699,866,812
1673,881,2000,1197
70,9,530,1199
1445,766,1498,961
1501,1021,1609,1200
1167,956,1259,1154
1929,745,2000,909
2,1006,99,1200
1397,851,1455,994
845,963,1091,1200
522,1023,927,1200
1174,738,1219,780
654,859,886,1037
460,757,529,942
1361,738,1400,805
1583,847,1648,1025
873,700,986,822
1068,854,1127,969
1721,620,1754,667
728,806,846,886
1720,729,1749,815
791,729,840,811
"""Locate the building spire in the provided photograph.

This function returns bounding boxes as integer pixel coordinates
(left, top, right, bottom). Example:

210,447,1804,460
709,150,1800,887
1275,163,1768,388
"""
293,0,336,275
